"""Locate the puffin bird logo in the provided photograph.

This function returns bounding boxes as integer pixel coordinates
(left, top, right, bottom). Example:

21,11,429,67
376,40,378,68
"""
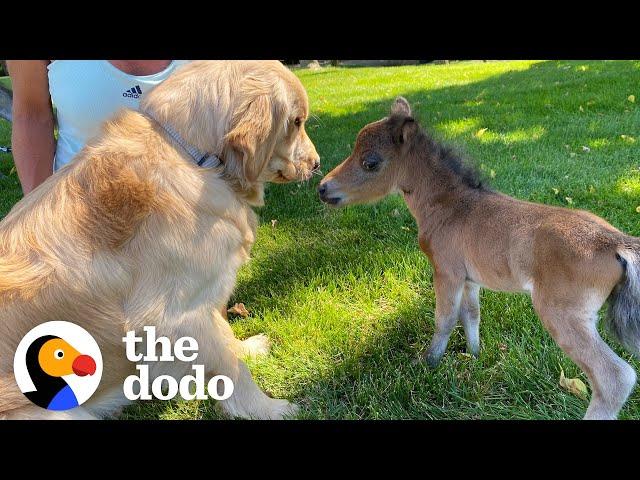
24,335,97,410
14,321,103,411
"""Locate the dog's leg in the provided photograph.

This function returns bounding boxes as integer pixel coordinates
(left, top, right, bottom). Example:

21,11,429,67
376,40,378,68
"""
217,358,297,420
197,309,297,420
1,405,98,420
212,308,271,359
83,386,132,419
533,295,637,420
239,334,271,359
459,281,481,357
423,272,465,367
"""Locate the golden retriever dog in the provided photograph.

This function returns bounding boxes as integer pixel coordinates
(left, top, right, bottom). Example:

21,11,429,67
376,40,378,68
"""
0,60,320,419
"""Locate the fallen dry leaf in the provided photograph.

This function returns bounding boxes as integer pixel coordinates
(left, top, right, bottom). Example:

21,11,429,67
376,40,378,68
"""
628,95,636,103
621,134,636,143
559,369,588,399
490,169,496,178
582,146,590,152
228,303,250,318
565,197,574,205
391,208,401,217
552,187,560,195
9,166,16,176
271,219,278,228
636,206,640,213
475,128,488,138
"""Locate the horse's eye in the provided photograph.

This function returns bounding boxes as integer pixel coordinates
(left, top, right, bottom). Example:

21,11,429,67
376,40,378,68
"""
362,154,380,171
294,117,302,127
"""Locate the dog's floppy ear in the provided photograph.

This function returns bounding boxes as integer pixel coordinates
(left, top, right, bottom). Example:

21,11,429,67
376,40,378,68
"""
225,81,281,183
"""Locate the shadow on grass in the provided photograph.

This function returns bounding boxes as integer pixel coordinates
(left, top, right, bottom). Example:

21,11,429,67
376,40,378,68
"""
235,59,640,303
291,296,592,420
124,293,590,420
233,60,639,419
265,60,639,218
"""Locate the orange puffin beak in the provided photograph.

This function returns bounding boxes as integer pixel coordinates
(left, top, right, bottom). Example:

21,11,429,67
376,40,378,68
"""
72,355,96,376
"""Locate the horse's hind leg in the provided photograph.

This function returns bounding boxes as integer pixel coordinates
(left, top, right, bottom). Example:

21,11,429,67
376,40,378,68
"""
459,281,481,357
532,292,637,419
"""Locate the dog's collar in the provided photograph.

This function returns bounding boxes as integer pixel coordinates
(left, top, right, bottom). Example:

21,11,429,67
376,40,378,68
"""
142,108,222,169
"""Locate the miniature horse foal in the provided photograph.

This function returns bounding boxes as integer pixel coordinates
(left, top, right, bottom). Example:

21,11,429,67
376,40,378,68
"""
319,97,640,419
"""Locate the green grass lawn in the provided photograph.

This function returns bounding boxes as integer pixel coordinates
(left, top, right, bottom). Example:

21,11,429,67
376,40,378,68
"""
2,61,640,419
0,76,21,213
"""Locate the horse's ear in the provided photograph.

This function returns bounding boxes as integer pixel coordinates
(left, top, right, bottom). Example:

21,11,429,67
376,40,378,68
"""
391,96,412,117
391,117,417,145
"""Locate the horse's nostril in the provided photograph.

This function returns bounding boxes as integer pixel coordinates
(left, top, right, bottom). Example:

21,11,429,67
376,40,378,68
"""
318,184,327,197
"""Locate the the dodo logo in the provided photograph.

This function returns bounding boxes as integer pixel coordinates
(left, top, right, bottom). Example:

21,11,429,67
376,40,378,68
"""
13,321,103,411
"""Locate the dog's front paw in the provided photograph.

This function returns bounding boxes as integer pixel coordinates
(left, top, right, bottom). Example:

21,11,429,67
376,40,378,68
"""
221,396,299,420
264,399,299,420
241,333,271,359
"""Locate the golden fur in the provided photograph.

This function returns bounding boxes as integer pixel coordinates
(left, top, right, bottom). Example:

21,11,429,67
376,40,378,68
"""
0,60,319,419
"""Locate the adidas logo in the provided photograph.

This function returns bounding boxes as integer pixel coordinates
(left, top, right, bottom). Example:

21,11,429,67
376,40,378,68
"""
123,85,143,99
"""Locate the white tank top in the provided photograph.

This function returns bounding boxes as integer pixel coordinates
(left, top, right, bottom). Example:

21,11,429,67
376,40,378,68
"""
48,60,189,171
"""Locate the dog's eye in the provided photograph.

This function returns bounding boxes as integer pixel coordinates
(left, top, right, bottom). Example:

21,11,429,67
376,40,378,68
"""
294,117,302,127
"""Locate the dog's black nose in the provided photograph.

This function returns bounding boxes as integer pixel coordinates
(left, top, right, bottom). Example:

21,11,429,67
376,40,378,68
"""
318,183,327,198
313,160,320,171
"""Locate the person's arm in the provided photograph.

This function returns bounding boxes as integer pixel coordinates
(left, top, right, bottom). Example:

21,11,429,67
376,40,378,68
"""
6,60,55,195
